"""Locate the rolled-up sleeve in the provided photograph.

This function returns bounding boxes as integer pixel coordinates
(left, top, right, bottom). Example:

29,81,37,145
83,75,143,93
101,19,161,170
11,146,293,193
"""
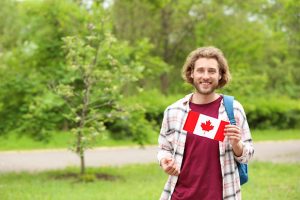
234,102,254,163
157,109,173,165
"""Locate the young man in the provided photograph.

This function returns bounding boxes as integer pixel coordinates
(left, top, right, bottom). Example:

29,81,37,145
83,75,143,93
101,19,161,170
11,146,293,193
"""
157,46,254,200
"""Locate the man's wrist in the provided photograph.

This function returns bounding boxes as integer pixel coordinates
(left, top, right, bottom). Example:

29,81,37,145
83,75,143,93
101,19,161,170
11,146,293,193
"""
232,140,242,148
232,141,243,157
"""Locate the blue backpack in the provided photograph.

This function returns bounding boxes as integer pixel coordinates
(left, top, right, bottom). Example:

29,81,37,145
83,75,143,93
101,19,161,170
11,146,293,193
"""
223,95,248,185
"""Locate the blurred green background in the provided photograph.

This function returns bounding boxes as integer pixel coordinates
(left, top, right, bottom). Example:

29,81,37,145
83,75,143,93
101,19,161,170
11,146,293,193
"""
0,0,299,146
0,1,299,200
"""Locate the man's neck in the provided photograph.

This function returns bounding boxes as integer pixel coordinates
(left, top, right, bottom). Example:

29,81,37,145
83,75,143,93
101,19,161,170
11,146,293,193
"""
191,92,220,104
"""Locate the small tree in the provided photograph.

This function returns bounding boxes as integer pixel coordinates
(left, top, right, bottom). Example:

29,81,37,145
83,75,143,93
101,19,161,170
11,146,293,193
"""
54,27,157,175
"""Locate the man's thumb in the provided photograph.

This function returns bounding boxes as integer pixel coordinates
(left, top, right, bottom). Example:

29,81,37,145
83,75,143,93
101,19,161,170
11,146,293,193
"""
162,157,172,164
165,157,173,163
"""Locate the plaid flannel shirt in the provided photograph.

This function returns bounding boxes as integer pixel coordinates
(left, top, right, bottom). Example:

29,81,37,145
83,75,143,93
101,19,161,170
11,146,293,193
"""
157,93,254,200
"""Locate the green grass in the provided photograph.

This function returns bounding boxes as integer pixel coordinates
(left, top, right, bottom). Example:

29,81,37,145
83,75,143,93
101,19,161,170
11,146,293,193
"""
0,129,299,151
0,164,165,200
243,162,300,200
251,129,300,141
0,131,140,151
0,162,299,200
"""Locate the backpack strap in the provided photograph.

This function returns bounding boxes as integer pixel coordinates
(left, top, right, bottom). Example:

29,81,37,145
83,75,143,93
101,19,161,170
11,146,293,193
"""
223,94,249,185
223,95,236,125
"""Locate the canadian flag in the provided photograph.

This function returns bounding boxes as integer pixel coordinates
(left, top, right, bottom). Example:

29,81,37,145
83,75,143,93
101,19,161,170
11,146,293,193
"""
183,111,230,142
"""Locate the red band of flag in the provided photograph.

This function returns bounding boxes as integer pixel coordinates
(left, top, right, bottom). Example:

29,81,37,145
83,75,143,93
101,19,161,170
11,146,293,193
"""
183,111,199,133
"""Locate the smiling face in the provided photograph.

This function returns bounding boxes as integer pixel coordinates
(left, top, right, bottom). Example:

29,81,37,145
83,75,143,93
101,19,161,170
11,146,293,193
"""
191,58,221,95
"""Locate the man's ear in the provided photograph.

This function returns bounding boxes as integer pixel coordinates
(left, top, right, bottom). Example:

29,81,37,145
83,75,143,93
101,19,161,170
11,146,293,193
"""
191,70,194,79
219,74,222,80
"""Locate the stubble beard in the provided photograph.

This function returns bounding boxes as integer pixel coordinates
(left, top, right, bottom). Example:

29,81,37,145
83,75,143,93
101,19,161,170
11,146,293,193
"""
193,81,219,95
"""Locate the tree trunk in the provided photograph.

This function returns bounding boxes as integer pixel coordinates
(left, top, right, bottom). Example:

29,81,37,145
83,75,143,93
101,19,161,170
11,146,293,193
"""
76,129,85,175
160,73,169,94
62,119,69,131
80,152,85,175
160,6,172,94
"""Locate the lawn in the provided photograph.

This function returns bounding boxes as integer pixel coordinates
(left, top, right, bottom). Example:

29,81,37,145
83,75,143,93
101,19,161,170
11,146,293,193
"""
251,129,300,141
0,131,140,151
0,162,299,200
0,129,299,151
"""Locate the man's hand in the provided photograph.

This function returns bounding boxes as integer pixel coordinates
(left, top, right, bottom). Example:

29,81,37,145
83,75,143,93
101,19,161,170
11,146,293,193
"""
224,124,243,156
161,157,180,176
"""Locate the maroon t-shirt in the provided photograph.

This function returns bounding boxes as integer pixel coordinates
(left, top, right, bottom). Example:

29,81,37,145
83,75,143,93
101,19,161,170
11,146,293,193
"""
171,96,223,200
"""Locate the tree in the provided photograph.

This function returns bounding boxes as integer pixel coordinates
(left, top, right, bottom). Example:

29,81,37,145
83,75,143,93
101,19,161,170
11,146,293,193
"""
54,18,169,173
259,0,300,98
112,0,198,93
112,0,300,99
0,0,89,137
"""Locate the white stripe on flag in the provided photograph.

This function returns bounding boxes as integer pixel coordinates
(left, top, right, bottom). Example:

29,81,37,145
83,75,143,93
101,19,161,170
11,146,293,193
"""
194,114,218,139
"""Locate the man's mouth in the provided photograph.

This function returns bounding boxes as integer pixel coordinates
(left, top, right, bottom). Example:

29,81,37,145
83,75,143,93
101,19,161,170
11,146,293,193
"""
200,82,211,86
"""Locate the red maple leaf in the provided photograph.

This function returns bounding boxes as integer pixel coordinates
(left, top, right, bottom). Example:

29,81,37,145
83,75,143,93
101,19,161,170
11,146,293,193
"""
201,120,214,132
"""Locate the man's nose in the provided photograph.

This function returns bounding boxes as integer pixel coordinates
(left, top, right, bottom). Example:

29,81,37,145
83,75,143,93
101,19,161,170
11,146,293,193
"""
202,71,209,79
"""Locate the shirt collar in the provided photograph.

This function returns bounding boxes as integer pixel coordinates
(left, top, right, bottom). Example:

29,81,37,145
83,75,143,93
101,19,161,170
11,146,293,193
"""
182,93,193,111
182,93,226,112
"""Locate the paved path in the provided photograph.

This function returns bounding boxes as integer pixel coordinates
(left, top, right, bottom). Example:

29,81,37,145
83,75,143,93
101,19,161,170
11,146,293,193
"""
0,140,299,173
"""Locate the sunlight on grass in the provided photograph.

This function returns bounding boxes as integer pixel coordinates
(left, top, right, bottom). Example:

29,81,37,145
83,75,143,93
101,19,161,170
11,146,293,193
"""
0,162,299,200
0,131,139,151
251,129,300,141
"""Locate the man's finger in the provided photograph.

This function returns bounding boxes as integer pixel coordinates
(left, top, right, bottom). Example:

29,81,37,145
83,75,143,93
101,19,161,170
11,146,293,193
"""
173,167,180,176
166,166,176,174
171,168,180,176
168,167,178,175
165,162,176,171
161,157,173,167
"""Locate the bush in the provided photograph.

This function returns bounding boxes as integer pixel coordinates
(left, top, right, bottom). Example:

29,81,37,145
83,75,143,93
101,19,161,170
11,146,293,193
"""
106,91,300,141
138,91,300,130
242,97,300,129
105,90,182,143
106,109,157,145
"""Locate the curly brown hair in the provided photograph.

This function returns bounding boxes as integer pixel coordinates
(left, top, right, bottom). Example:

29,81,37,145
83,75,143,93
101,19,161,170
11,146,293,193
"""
182,46,231,88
